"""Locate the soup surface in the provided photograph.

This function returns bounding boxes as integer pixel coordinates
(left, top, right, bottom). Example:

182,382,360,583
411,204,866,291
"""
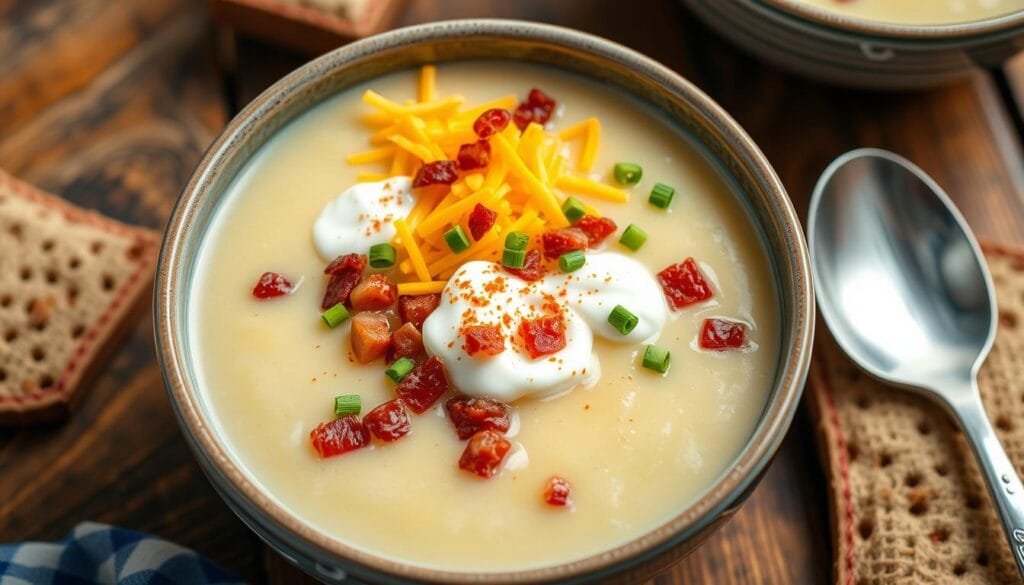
794,0,1024,25
189,62,780,572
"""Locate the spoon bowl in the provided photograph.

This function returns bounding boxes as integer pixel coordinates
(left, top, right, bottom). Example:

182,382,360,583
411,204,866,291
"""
809,149,997,395
809,148,1024,577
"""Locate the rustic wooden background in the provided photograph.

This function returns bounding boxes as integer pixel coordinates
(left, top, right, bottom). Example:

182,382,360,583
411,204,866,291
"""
3,1,1024,583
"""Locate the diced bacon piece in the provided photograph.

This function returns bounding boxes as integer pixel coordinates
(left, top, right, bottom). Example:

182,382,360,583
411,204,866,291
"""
324,253,366,276
543,476,572,507
321,253,366,309
463,325,505,357
388,322,425,362
541,228,588,259
699,318,747,351
309,415,370,458
350,274,397,311
252,272,293,299
473,108,512,138
467,203,497,240
574,215,617,246
412,160,458,188
458,429,511,479
657,258,714,310
457,140,491,171
363,399,411,442
445,395,511,440
350,312,391,363
519,315,567,359
395,356,450,414
398,294,441,329
504,249,545,282
513,88,557,130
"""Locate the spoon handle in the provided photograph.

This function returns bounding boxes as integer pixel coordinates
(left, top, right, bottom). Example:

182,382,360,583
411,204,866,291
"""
949,390,1024,579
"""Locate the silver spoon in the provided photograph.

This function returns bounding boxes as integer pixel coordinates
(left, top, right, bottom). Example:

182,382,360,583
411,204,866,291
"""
808,148,1024,578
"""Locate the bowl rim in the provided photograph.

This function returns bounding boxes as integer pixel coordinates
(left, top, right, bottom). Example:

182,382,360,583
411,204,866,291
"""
762,0,1024,39
155,18,814,583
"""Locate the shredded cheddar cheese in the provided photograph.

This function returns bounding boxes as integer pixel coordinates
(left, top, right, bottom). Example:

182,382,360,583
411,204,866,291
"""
397,280,447,295
346,66,629,286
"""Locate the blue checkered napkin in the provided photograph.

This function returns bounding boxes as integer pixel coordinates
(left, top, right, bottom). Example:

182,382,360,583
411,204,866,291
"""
0,522,245,584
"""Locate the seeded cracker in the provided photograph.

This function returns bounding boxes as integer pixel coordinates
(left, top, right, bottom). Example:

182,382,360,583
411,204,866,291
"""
0,170,158,425
808,244,1024,584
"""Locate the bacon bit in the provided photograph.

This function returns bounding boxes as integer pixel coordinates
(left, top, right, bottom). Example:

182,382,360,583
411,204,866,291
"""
574,215,617,246
513,88,557,130
395,356,450,414
388,322,426,362
321,254,367,309
463,325,505,357
519,315,567,359
350,312,391,363
309,415,370,458
473,108,512,138
541,228,588,260
412,160,458,188
505,249,545,281
350,274,398,311
445,395,511,440
467,203,497,240
458,429,511,478
658,258,713,310
457,140,491,171
363,399,412,442
252,272,293,299
398,293,441,329
543,476,572,507
700,318,747,351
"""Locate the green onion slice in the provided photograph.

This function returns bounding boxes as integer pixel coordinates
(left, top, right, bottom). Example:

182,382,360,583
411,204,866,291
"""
649,183,675,209
444,225,471,253
642,344,671,374
558,250,586,273
561,197,587,222
613,162,643,185
334,394,361,416
618,224,647,251
369,243,397,268
322,303,351,328
504,231,530,251
385,357,416,383
502,248,526,269
608,305,639,335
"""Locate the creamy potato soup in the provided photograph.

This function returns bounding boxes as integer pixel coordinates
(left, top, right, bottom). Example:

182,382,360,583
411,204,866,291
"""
189,62,780,572
795,0,1024,25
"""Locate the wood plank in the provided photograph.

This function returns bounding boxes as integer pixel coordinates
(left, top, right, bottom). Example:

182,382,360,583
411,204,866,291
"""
0,0,251,580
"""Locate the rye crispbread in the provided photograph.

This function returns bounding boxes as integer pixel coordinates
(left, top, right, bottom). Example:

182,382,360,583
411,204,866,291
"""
0,169,159,426
808,244,1024,584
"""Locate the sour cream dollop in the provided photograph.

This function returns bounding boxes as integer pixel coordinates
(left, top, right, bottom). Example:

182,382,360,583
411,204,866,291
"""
422,253,667,402
312,177,415,260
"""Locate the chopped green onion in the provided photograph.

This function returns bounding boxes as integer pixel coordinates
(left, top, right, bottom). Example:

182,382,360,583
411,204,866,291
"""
444,225,471,253
502,248,526,269
619,224,647,251
649,183,675,209
385,357,416,383
558,250,586,273
561,197,587,222
613,162,643,185
321,303,350,328
505,231,529,251
642,344,671,374
368,243,396,268
608,305,639,335
334,394,361,416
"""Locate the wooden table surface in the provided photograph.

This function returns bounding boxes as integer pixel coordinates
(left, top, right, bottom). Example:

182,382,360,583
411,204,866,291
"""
3,1,1024,583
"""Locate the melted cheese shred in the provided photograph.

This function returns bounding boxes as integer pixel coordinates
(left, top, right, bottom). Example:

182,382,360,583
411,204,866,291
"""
346,66,632,290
